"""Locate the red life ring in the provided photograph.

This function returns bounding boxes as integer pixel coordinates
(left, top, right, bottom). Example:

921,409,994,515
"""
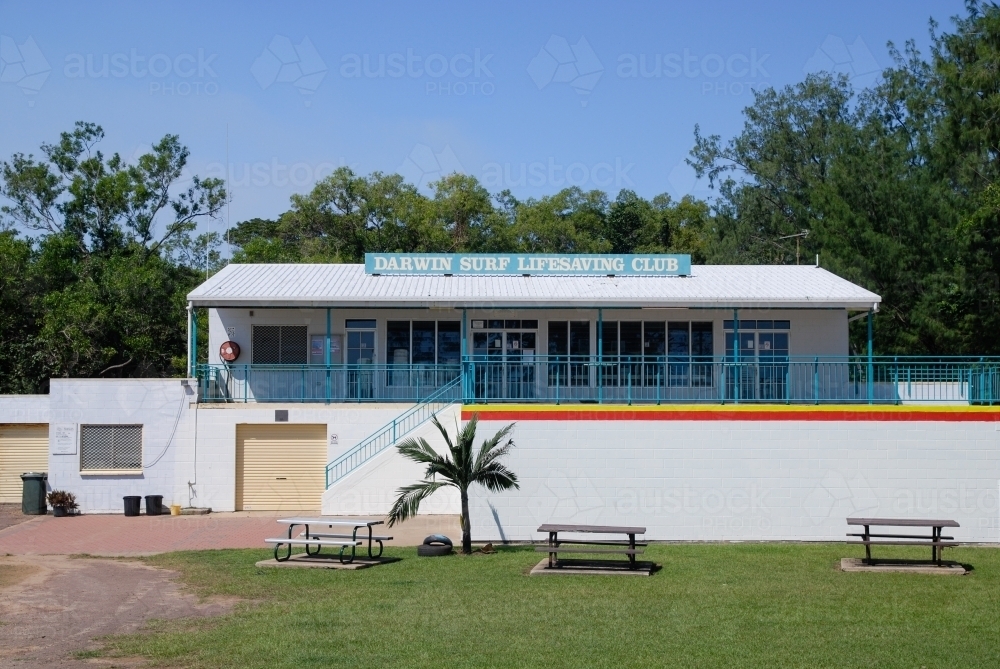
219,341,241,362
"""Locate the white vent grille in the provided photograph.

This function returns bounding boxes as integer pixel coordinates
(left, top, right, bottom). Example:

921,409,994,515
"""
80,425,143,471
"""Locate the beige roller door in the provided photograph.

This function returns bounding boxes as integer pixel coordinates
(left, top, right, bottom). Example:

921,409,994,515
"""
235,424,326,511
0,424,49,504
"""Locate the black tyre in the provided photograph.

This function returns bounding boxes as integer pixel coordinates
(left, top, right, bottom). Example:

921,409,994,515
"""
417,544,453,557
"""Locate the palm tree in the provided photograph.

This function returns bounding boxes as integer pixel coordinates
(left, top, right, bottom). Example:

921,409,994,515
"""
387,412,518,554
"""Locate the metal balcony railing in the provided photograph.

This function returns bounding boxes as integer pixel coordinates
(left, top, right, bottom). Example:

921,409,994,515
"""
196,356,1000,405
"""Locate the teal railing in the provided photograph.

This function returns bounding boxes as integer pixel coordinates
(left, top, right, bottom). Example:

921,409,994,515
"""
197,357,1000,406
324,376,461,488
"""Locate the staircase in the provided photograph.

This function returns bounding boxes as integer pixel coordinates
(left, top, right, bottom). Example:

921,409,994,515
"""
324,377,461,488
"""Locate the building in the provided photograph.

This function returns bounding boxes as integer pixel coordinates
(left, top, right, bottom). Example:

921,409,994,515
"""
2,253,998,542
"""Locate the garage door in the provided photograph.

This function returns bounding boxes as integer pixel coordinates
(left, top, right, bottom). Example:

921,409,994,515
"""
0,424,49,504
235,424,326,511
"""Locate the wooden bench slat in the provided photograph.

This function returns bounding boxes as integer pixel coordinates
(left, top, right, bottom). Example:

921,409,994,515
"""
847,532,954,540
849,540,959,547
847,518,959,528
549,539,648,547
537,523,646,534
535,546,644,555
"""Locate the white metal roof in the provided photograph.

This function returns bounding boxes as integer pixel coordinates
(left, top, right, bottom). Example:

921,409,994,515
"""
187,263,881,310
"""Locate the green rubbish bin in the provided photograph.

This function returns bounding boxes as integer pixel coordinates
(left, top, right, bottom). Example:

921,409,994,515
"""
20,472,47,515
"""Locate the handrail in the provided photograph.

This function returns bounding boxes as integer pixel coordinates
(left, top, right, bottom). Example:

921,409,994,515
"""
324,376,461,488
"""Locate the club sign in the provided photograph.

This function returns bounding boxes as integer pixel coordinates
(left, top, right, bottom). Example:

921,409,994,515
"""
365,253,691,276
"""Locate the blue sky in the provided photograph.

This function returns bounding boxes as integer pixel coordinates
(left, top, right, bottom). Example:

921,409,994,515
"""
0,0,966,237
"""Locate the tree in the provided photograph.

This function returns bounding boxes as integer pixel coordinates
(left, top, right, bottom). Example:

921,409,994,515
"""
0,122,226,385
387,413,518,554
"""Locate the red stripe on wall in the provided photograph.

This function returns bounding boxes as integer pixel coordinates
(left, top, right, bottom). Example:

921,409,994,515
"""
462,409,1000,422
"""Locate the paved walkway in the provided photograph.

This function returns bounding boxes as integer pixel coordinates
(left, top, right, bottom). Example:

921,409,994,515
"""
0,512,461,556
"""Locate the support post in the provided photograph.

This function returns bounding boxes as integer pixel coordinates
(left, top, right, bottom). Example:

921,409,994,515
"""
325,307,332,404
186,303,193,378
733,308,740,404
867,310,874,404
461,309,467,402
190,304,198,379
597,308,603,405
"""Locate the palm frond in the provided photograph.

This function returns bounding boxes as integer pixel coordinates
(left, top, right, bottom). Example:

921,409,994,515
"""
473,421,515,472
396,436,447,467
386,480,449,527
473,461,520,492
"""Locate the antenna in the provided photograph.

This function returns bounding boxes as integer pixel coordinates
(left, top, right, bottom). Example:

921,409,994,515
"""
777,230,809,265
226,123,231,258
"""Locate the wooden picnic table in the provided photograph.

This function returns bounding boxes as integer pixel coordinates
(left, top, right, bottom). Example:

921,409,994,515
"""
537,524,647,570
266,517,390,563
847,517,960,564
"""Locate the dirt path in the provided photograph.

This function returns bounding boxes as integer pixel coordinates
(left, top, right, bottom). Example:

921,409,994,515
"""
0,555,234,668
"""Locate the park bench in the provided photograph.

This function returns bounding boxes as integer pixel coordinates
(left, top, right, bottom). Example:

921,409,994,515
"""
536,523,647,570
847,517,960,564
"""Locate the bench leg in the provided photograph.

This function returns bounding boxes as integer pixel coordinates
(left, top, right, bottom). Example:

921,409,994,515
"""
370,540,384,559
274,543,291,562
864,525,871,564
549,531,557,568
628,533,636,569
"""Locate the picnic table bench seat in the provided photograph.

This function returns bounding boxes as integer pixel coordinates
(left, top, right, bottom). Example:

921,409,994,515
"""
265,537,362,563
300,531,393,558
533,546,644,555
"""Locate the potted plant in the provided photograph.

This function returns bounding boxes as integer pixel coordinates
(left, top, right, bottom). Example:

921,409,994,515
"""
47,490,78,517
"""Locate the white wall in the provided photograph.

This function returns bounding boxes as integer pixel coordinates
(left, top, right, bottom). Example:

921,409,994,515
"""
47,379,197,513
45,378,422,513
0,395,50,423
195,402,414,511
468,416,1000,543
321,404,462,515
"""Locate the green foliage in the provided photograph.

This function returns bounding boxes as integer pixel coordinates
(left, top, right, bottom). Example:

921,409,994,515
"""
688,2,1000,354
0,123,225,389
387,413,518,554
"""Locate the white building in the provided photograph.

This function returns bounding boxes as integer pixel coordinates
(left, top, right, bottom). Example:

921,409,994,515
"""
2,254,998,542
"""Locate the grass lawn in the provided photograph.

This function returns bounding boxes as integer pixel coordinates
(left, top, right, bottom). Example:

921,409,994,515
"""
98,543,999,668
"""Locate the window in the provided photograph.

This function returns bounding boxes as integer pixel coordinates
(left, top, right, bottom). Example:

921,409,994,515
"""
547,321,590,386
437,322,460,364
412,322,436,364
386,321,463,365
80,425,142,471
601,321,713,387
251,325,308,364
386,321,410,364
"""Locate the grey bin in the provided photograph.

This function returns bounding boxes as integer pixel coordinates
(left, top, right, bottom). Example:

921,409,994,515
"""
20,472,47,515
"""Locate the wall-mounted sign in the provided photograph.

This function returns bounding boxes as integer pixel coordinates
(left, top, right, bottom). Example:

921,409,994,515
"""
52,424,77,455
365,253,691,276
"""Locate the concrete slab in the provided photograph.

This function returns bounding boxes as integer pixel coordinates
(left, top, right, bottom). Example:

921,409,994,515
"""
840,558,968,575
528,558,657,576
255,554,400,570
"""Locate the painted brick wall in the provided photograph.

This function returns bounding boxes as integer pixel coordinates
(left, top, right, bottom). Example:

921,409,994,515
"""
0,395,50,423
467,411,1000,543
